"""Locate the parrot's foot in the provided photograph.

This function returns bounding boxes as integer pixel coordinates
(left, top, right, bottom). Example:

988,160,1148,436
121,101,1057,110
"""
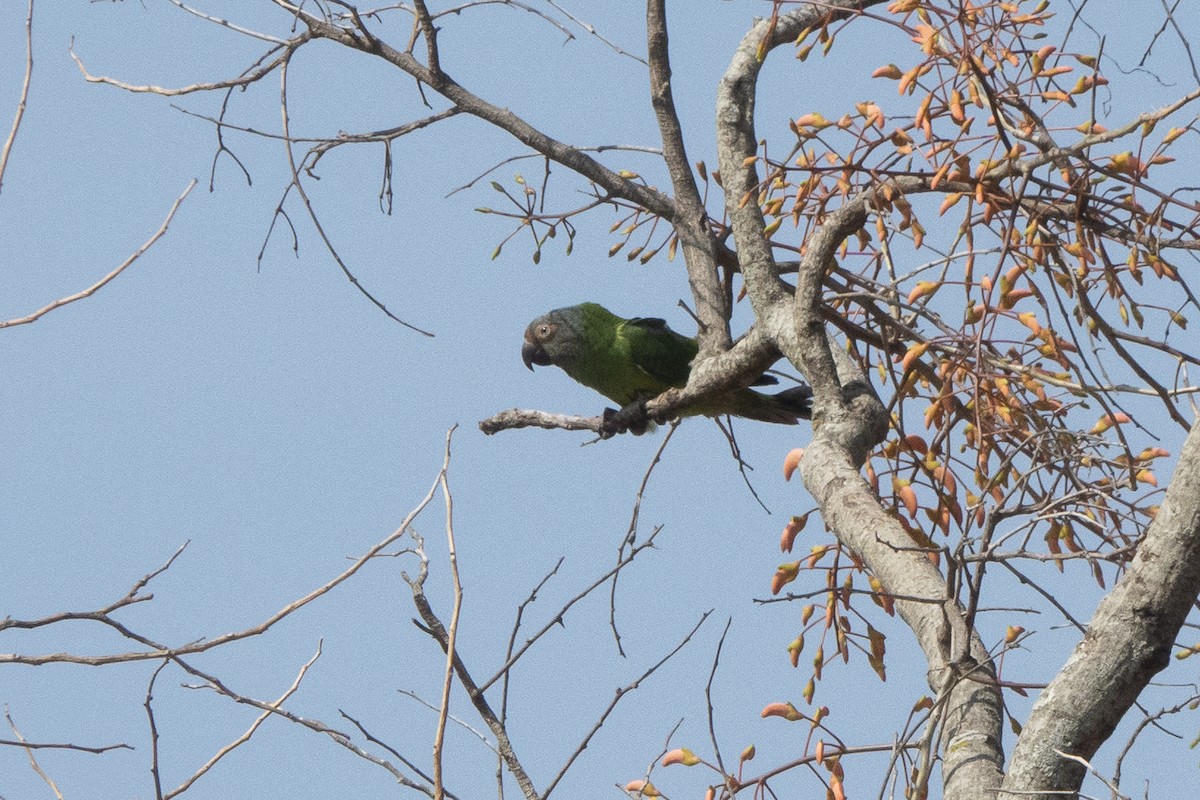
599,400,651,438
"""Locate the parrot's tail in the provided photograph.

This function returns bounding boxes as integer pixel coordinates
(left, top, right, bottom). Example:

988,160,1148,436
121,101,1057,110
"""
734,384,813,424
773,385,814,420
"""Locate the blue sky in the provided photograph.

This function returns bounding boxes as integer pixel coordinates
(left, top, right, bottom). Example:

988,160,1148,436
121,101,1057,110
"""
2,2,1197,798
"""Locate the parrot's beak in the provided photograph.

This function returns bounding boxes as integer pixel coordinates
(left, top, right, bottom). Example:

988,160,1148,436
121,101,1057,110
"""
522,340,550,370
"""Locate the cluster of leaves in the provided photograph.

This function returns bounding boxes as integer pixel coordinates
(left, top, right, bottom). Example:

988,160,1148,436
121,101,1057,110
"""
610,3,1199,797
478,167,685,266
750,0,1197,683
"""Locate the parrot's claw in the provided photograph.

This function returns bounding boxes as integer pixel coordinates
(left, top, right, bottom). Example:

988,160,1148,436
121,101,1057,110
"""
599,400,651,437
599,408,622,439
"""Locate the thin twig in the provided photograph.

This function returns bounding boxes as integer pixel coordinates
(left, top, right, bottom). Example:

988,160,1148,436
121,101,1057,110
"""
541,611,713,800
166,0,289,44
145,662,168,800
0,0,34,192
167,645,323,798
610,421,678,654
276,59,433,336
1,180,197,330
433,426,461,800
477,526,664,694
5,706,64,800
174,654,436,797
2,446,448,666
397,689,497,754
0,738,131,754
70,38,299,96
339,711,448,796
704,618,734,781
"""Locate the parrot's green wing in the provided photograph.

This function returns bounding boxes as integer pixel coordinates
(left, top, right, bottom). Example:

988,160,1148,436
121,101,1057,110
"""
617,316,698,389
523,302,811,426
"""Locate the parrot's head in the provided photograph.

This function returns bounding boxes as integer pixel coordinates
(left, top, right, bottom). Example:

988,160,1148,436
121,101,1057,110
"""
522,307,584,371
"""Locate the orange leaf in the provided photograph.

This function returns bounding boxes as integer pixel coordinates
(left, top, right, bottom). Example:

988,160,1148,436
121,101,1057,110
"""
781,512,811,552
831,773,846,800
625,780,660,797
1089,412,1131,434
902,342,931,372
894,479,919,517
787,635,804,667
761,702,804,721
772,562,801,595
784,448,805,481
907,281,940,304
662,748,702,767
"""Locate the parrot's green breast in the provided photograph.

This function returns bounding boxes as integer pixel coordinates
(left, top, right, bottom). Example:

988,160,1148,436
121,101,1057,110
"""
559,303,697,406
522,302,811,426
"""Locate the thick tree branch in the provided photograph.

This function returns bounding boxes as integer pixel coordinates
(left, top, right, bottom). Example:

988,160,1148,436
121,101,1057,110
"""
277,3,680,225
645,0,730,352
1002,416,1200,797
713,6,1005,799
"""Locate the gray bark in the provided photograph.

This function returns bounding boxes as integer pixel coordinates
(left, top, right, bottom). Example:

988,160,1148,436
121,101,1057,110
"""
1002,418,1200,797
713,5,1006,798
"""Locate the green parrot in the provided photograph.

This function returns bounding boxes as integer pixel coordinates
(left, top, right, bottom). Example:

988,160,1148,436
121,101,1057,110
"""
521,302,811,433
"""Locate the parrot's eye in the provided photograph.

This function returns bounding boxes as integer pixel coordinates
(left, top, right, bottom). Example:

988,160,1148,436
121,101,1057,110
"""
536,323,554,339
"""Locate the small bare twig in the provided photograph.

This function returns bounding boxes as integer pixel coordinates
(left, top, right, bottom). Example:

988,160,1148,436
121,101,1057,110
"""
173,654,436,797
1053,750,1130,800
167,645,323,798
478,525,664,694
2,444,449,666
544,0,647,64
166,0,289,44
446,144,661,197
6,706,65,800
541,611,713,800
397,689,496,754
0,180,197,330
70,38,299,96
479,408,609,435
433,426,461,800
276,58,434,336
0,0,34,192
145,663,168,800
704,618,734,781
0,737,131,754
339,711,448,796
610,422,678,654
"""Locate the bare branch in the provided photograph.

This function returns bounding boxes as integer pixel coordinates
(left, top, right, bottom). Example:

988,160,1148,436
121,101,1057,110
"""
69,39,299,96
478,525,665,694
0,0,33,192
166,646,324,799
1,444,449,666
0,180,197,330
272,2,680,223
646,0,730,351
433,426,461,800
276,57,434,335
541,610,712,800
165,0,290,44
543,0,647,64
478,408,608,435
5,706,65,800
173,654,437,797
